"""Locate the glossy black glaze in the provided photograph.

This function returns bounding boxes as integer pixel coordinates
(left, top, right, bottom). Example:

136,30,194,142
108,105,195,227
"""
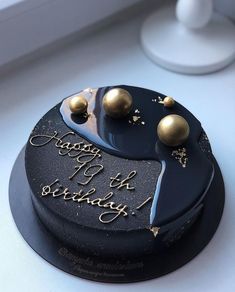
60,85,214,228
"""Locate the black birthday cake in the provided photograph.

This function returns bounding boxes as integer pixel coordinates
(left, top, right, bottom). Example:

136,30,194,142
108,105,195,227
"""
22,85,223,282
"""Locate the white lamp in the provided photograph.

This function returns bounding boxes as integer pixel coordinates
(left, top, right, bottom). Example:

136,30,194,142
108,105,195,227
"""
141,0,235,74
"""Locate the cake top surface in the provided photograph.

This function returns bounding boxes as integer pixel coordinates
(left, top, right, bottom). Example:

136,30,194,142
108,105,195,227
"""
25,85,213,233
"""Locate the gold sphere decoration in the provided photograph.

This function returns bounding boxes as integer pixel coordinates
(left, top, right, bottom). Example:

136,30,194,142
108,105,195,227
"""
69,95,88,114
157,114,190,147
102,88,133,118
163,96,175,108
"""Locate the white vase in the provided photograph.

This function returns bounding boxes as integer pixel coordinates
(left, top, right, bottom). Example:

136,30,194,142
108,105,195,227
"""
176,0,213,29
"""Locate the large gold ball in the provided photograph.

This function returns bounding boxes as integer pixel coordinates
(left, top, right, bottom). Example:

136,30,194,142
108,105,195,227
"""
157,114,190,147
102,88,133,118
69,95,88,114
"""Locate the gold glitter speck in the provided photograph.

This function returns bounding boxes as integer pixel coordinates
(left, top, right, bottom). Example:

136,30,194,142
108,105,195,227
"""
150,227,160,237
172,147,188,168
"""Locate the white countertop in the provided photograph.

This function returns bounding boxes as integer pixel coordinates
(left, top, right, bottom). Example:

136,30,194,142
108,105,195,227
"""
1,3,235,292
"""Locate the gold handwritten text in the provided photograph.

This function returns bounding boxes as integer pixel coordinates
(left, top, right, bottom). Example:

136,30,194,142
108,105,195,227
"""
41,179,129,224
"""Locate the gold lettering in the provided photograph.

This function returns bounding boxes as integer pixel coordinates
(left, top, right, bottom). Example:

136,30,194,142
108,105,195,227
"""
110,171,137,190
99,205,128,224
77,164,104,185
41,180,129,224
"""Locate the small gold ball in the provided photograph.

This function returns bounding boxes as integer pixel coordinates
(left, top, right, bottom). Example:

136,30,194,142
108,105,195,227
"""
157,114,190,147
69,95,88,114
163,96,175,107
102,88,133,118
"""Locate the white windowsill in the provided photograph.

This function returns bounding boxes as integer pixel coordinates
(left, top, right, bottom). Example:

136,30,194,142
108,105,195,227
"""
0,0,141,67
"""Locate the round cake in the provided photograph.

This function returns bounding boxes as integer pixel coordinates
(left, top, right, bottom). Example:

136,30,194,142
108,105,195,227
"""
20,85,224,282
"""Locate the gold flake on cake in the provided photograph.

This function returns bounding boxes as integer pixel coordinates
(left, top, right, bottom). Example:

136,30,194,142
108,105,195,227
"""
171,147,188,168
128,109,145,125
149,227,160,237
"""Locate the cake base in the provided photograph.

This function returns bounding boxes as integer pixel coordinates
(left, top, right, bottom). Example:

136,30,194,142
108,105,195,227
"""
9,146,225,283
